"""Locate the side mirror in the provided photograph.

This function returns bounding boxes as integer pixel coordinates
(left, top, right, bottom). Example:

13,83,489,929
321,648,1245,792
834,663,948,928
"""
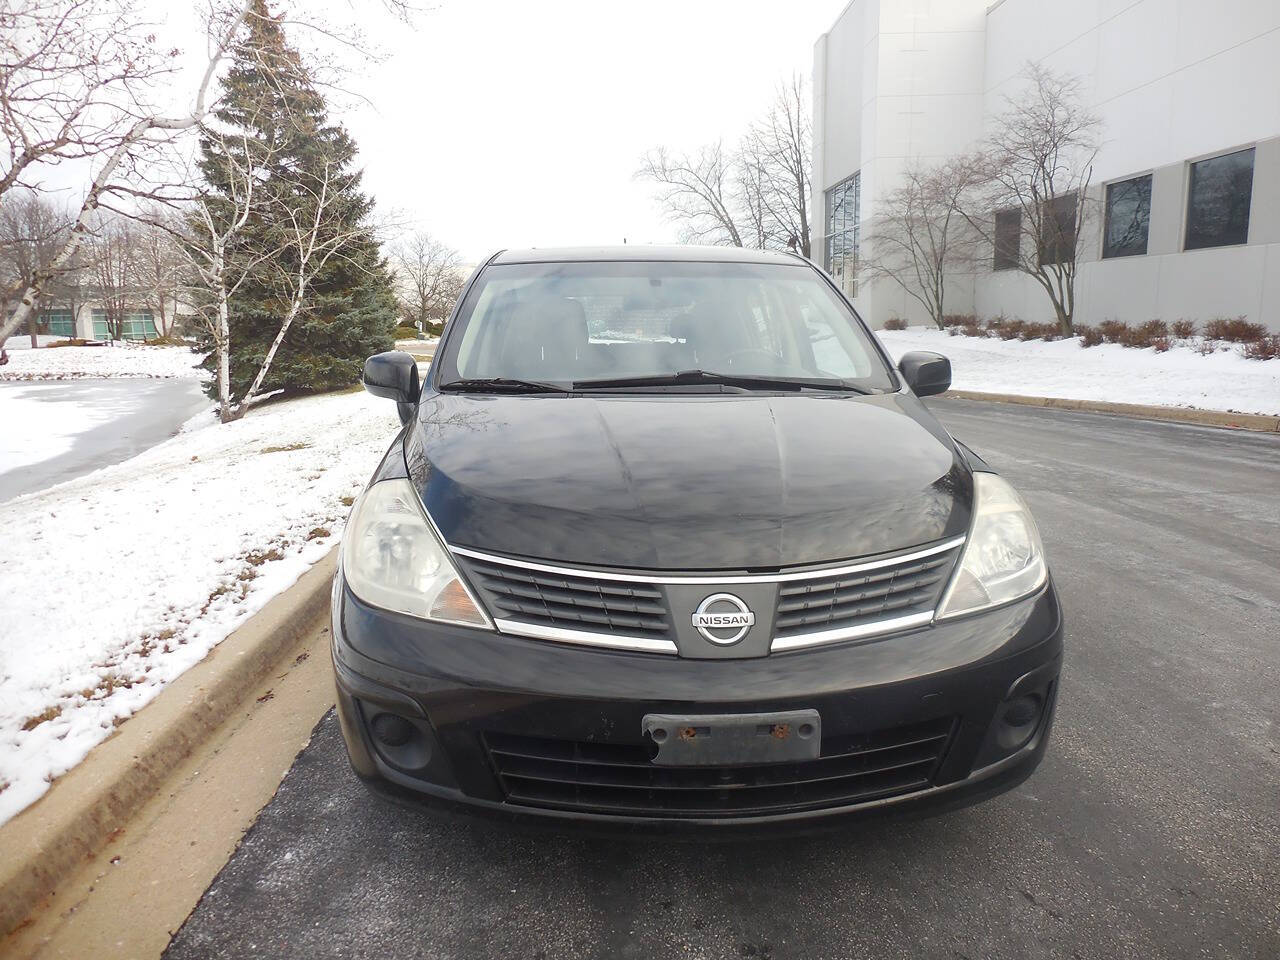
363,351,420,424
897,351,951,397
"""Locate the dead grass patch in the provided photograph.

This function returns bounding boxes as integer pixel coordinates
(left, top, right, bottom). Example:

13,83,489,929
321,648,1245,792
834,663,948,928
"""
245,547,285,566
306,526,331,541
259,441,310,454
21,704,63,732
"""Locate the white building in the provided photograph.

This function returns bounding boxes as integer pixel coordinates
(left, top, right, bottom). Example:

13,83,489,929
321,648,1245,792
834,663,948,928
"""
812,0,1280,331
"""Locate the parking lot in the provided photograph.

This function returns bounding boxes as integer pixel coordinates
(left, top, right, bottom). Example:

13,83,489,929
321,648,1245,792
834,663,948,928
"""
165,399,1280,960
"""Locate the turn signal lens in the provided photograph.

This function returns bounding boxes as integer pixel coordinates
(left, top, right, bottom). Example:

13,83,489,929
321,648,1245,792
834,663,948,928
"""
342,479,491,628
937,473,1047,619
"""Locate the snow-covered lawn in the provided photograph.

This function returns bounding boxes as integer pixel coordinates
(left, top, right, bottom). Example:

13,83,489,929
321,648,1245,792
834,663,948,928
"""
0,342,201,381
0,389,400,824
877,328,1280,416
3,334,67,350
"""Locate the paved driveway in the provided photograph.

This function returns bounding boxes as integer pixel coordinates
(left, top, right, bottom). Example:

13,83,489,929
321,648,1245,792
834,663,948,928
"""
165,399,1280,960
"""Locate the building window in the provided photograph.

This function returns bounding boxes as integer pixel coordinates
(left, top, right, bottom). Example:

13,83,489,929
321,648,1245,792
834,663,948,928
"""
92,308,156,341
1103,175,1152,259
41,308,75,337
1185,147,1254,250
993,208,1020,270
824,172,860,295
1038,193,1077,266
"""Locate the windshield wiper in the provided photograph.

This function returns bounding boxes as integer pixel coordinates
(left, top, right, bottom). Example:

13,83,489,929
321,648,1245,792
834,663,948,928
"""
572,369,872,394
439,377,568,394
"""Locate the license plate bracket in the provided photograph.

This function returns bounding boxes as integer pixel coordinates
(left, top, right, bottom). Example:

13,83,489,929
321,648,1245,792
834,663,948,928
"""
641,710,821,766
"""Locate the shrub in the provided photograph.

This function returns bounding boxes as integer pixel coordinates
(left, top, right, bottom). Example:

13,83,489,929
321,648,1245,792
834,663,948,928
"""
1204,316,1266,342
961,322,985,338
393,324,420,340
1016,321,1059,342
1171,319,1197,339
1118,320,1169,349
1152,336,1172,353
987,315,1026,340
942,314,976,328
1243,335,1280,360
1076,325,1103,348
1098,319,1128,343
882,317,908,331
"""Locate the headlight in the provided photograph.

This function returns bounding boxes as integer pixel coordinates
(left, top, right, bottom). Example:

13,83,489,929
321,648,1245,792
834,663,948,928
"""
341,478,490,627
937,473,1047,619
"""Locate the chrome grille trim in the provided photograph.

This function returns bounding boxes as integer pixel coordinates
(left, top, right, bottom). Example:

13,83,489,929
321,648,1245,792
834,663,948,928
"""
769,611,935,652
449,536,966,586
493,618,679,654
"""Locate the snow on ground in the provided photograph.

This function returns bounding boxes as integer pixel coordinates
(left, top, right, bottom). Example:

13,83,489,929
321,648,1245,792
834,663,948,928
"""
3,334,67,350
0,342,202,381
0,381,168,473
394,336,439,353
0,389,401,824
876,328,1280,416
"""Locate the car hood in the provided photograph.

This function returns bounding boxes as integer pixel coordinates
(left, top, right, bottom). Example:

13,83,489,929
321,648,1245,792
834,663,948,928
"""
405,391,972,570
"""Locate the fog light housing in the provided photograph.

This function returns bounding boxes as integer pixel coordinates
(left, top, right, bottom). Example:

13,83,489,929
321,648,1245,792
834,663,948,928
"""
995,693,1044,753
362,707,433,772
372,712,414,747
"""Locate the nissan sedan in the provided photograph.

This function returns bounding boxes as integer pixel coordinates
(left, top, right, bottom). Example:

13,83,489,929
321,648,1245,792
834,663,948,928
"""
331,245,1062,833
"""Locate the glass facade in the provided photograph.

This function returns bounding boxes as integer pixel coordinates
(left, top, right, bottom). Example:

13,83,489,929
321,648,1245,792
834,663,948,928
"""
1185,148,1255,250
1103,175,1153,259
91,308,157,341
824,172,860,295
41,309,75,337
1038,193,1078,266
993,209,1021,271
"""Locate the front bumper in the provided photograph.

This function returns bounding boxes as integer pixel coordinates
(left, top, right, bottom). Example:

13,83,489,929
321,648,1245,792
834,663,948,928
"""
330,572,1063,835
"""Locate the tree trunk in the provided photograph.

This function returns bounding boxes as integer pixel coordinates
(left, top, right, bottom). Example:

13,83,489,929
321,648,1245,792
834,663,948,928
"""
1055,304,1073,337
231,289,305,419
27,311,37,348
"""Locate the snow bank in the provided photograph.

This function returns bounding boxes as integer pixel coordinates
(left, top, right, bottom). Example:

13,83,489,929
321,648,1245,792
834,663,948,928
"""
876,328,1280,416
0,342,203,381
0,390,400,824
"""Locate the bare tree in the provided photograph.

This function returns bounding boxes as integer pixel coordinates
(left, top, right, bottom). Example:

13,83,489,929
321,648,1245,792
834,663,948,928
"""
639,78,813,256
172,115,284,421
638,143,745,247
863,158,980,329
391,231,461,333
132,209,185,337
84,212,140,341
0,0,166,205
230,159,378,419
0,0,259,346
0,189,73,345
740,75,812,256
963,63,1101,335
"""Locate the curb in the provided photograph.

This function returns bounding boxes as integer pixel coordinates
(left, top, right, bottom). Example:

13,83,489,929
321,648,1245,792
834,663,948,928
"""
0,548,337,939
943,390,1280,433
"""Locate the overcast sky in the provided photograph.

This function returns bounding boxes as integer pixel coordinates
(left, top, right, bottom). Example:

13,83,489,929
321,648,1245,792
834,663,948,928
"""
310,0,848,261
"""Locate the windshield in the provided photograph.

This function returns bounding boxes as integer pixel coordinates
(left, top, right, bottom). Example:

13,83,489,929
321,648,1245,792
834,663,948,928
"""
436,260,896,392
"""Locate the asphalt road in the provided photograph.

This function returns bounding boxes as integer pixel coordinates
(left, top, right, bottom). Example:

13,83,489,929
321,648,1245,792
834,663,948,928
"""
0,378,208,501
164,399,1280,960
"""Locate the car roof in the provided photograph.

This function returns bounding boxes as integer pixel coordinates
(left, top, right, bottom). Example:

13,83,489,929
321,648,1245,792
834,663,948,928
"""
489,245,807,265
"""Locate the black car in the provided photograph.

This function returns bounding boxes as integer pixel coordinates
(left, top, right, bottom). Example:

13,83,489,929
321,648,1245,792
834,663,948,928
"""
332,245,1062,833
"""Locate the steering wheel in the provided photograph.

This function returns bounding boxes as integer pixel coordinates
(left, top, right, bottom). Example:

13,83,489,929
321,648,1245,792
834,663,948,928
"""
721,348,780,369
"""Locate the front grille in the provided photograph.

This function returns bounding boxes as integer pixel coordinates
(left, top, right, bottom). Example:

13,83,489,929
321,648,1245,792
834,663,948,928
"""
484,717,955,818
461,557,671,638
773,544,961,639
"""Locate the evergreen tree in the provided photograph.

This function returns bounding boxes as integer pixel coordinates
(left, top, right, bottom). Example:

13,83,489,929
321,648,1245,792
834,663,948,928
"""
194,0,395,401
